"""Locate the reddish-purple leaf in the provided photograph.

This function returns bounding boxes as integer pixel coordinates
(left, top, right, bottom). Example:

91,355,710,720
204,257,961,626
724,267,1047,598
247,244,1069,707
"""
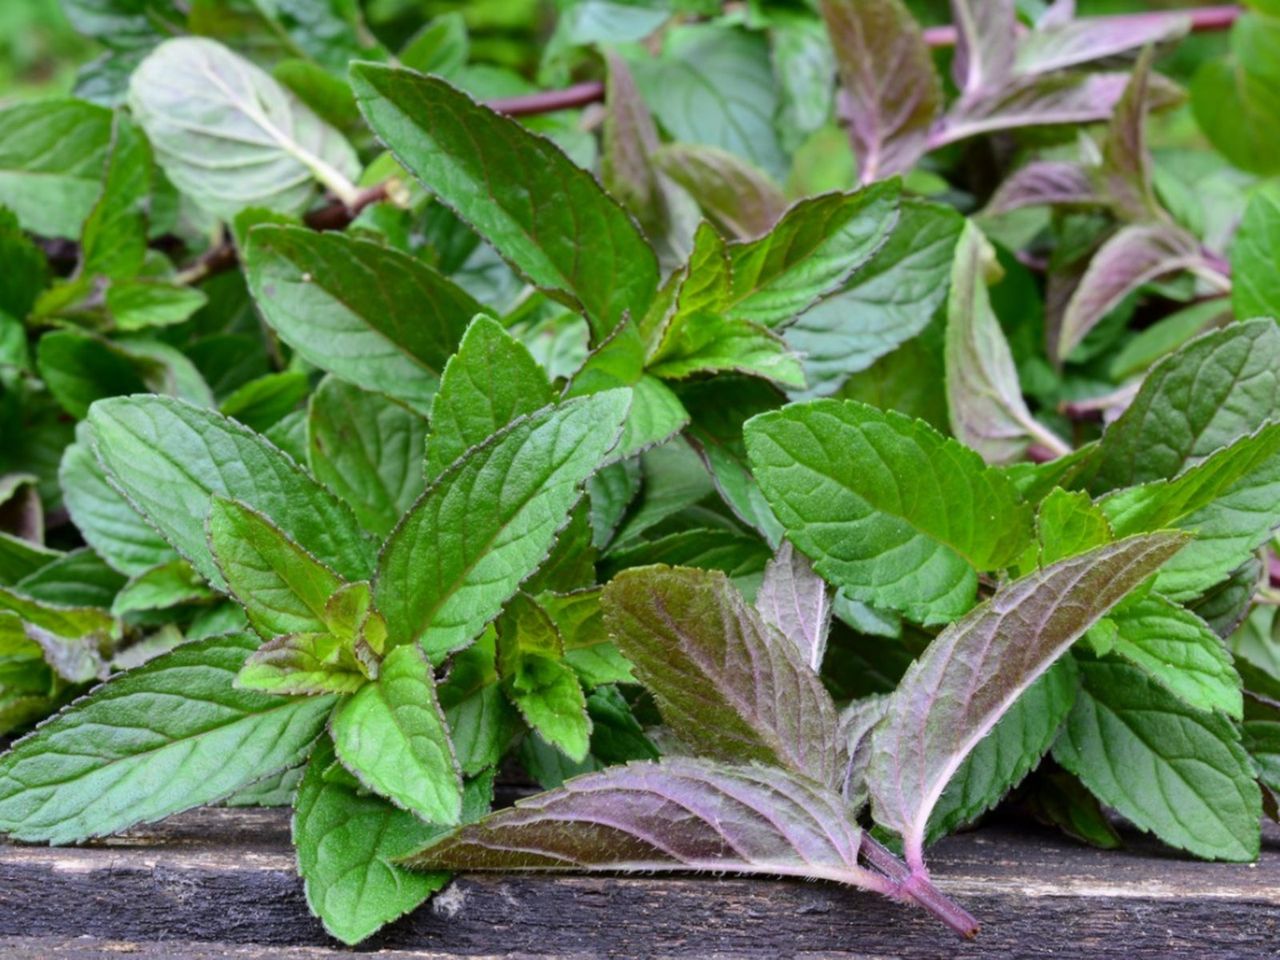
400,757,890,891
652,144,787,240
821,0,942,183
951,0,1016,97
937,71,1180,147
1101,48,1162,222
868,532,1187,870
838,695,890,810
755,541,833,672
1056,223,1205,362
602,565,840,785
984,161,1099,216
1015,11,1191,76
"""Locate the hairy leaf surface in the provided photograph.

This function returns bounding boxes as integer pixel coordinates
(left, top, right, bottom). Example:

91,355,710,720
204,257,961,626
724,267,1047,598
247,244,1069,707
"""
868,533,1186,867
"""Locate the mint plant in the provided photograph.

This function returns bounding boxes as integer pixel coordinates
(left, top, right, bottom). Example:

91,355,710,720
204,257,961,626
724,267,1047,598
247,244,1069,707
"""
0,0,1277,949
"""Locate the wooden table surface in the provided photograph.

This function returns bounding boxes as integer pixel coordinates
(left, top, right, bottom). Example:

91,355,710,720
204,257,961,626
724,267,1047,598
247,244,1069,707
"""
0,806,1276,958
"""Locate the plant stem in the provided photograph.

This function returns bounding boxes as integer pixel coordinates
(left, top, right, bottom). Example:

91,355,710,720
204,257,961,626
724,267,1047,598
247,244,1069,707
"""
859,835,980,939
488,81,607,117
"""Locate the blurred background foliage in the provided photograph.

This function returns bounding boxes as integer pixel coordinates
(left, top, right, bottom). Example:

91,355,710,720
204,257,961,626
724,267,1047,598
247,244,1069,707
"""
0,1,1230,100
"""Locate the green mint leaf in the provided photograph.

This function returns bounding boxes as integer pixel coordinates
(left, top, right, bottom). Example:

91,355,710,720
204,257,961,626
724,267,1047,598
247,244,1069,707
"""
295,736,492,946
87,396,373,588
755,541,832,672
1100,594,1243,718
717,183,900,328
219,371,310,434
1232,183,1280,320
746,399,1032,624
601,565,840,785
437,627,521,777
868,533,1187,869
36,331,151,420
946,221,1066,464
247,227,481,415
111,559,216,617
400,757,883,892
1100,422,1280,599
0,584,113,683
651,144,787,240
129,38,361,219
426,316,554,480
330,643,462,825
0,633,335,843
540,589,635,687
1091,320,1280,492
682,377,785,546
79,112,150,281
14,548,123,609
307,377,428,539
59,425,177,576
648,312,806,388
1032,488,1114,567
1243,698,1280,800
497,593,591,763
1190,12,1280,177
632,25,788,183
0,98,113,238
925,658,1077,845
350,64,658,342
1022,765,1122,850
1053,657,1261,861
207,496,345,639
820,0,941,183
376,391,629,658
107,280,208,336
786,199,963,399
237,632,369,696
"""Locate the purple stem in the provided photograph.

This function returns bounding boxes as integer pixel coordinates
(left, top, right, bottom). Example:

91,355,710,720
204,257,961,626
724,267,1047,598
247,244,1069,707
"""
859,835,980,939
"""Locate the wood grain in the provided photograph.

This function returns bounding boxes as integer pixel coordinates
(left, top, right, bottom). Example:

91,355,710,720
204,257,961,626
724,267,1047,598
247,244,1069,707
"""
0,807,1276,958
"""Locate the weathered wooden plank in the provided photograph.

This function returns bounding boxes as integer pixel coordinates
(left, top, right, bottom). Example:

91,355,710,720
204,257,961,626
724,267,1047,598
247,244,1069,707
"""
0,808,1276,958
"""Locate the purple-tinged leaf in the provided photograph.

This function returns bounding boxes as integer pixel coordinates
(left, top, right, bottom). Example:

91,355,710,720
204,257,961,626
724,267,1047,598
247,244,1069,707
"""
984,161,1100,216
400,757,889,892
946,222,1069,465
1101,48,1162,222
755,541,833,672
868,532,1187,870
601,565,840,785
1039,0,1075,30
937,71,1181,148
838,694,889,810
821,0,942,183
950,0,1016,97
652,144,787,240
1015,11,1191,77
1055,224,1205,362
601,50,660,226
